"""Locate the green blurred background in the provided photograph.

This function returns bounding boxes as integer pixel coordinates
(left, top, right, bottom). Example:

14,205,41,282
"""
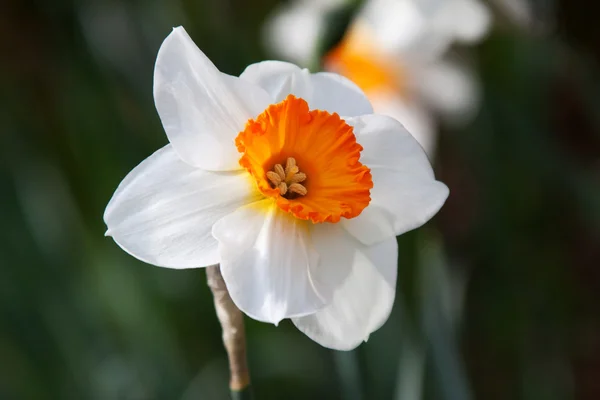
1,0,599,399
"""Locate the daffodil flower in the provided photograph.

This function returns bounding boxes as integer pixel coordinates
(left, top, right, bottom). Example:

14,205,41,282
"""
265,0,491,156
104,27,448,350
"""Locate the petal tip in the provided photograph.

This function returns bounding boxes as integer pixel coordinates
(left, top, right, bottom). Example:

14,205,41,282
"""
438,181,451,202
171,26,185,34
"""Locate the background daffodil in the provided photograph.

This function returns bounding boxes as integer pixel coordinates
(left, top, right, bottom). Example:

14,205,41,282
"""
265,0,491,156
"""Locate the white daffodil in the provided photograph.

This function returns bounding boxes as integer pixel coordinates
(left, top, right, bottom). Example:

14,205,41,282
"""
265,0,491,156
104,27,448,350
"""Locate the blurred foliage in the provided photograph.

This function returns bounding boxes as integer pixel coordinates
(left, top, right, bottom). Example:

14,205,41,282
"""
1,0,599,399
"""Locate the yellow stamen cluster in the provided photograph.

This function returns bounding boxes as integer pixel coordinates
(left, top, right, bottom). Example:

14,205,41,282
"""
266,157,307,198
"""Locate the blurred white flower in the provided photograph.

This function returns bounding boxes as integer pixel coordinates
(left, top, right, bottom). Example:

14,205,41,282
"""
263,0,347,67
265,0,491,156
361,0,491,57
104,27,448,350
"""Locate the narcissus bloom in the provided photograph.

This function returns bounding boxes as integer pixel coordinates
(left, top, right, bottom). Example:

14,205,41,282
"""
265,0,491,156
104,27,448,350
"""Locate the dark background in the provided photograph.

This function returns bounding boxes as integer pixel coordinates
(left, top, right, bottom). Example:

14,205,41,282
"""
1,0,599,399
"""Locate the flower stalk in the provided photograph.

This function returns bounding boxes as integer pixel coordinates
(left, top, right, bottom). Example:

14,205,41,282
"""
206,264,253,400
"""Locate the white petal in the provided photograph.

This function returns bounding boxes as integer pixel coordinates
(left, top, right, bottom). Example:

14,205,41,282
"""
240,62,373,117
240,61,312,103
361,0,490,61
342,114,449,245
370,93,437,157
405,0,491,44
414,59,479,124
360,0,426,54
402,31,456,64
293,225,398,350
309,72,373,117
442,0,491,43
262,2,324,67
153,26,271,171
212,201,324,324
411,0,491,50
104,145,259,269
262,0,348,65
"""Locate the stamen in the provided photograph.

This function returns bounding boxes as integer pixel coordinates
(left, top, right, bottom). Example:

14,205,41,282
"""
289,172,306,183
273,164,285,180
266,171,282,186
285,165,299,181
267,157,308,198
278,182,288,195
285,157,297,173
288,183,307,196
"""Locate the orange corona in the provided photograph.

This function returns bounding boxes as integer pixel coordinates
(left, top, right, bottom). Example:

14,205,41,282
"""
236,95,373,223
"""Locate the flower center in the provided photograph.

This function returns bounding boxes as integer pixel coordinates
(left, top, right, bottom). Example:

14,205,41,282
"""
235,94,373,223
266,157,308,198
